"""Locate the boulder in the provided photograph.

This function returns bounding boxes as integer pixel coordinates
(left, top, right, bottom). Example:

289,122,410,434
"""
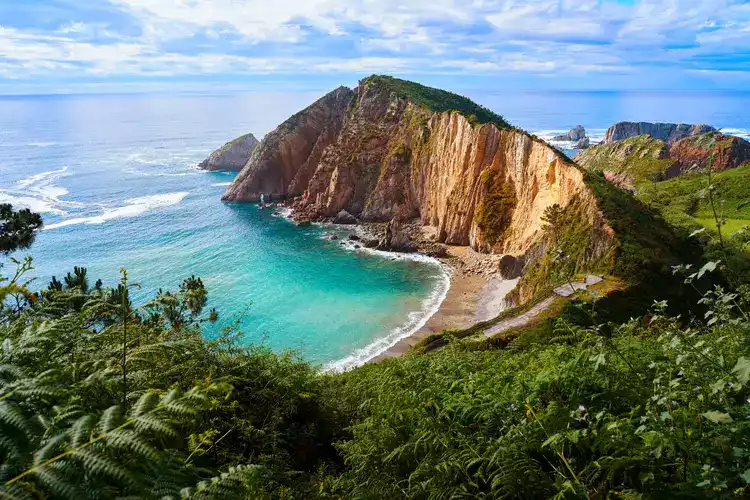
426,245,448,258
348,234,361,241
334,210,357,225
604,122,717,145
328,234,339,241
296,220,312,227
198,133,259,171
378,218,417,252
364,238,379,248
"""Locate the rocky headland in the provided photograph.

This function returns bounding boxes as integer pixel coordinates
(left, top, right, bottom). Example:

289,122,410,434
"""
552,125,590,149
198,133,259,171
603,121,717,145
576,127,750,188
218,76,694,351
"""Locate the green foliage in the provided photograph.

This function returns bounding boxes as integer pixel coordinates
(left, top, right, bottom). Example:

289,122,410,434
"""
0,204,43,255
475,168,517,247
361,75,510,129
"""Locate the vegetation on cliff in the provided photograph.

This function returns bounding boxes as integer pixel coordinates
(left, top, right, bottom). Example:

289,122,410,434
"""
361,75,511,129
574,134,674,185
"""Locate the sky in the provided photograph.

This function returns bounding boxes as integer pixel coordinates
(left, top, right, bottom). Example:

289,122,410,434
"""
0,0,749,94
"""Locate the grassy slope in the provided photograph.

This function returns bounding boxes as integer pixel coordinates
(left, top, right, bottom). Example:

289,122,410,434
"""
638,161,750,236
574,134,674,184
361,75,511,129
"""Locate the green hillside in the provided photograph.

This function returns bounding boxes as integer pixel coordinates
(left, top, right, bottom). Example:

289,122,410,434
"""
361,75,511,129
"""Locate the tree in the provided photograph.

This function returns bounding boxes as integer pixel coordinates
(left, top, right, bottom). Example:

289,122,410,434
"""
541,203,564,245
0,204,43,254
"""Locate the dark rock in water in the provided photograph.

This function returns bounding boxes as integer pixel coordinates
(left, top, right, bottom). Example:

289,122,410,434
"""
552,125,586,142
286,214,293,219
334,210,357,225
499,255,524,279
198,133,259,171
604,122,717,145
364,238,379,248
348,234,360,241
329,234,339,241
354,244,361,249
296,220,312,227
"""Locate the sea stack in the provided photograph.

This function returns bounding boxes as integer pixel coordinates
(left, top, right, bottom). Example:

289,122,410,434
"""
198,133,259,171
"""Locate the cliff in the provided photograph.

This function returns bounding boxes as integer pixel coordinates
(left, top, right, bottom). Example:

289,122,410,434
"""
669,133,750,173
221,76,700,306
198,133,259,171
224,76,613,260
603,121,716,145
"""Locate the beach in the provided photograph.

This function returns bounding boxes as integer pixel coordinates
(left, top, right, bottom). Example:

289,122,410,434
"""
373,246,519,361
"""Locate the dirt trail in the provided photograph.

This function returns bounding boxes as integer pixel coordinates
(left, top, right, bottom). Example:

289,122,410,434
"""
483,275,602,338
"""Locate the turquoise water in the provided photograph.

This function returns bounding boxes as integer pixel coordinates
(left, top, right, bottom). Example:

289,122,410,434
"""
2,90,749,368
0,93,448,370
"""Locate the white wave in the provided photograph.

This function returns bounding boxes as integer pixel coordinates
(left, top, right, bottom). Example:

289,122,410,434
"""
15,167,68,189
324,254,450,373
45,192,189,230
26,141,58,148
0,191,65,214
721,128,750,139
125,167,198,178
211,182,232,187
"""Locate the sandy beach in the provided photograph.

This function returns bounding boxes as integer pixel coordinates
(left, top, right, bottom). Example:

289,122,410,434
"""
373,246,518,361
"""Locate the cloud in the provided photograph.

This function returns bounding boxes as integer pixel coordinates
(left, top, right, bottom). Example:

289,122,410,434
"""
0,0,748,90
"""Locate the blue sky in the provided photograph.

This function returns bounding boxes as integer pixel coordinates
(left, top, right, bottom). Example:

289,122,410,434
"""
1,0,749,94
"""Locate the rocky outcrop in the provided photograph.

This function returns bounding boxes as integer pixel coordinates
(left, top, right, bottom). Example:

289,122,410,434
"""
603,122,716,145
669,133,750,173
198,133,259,171
221,87,354,202
575,135,674,187
577,132,750,188
552,125,586,142
223,76,615,297
573,137,590,149
334,210,357,224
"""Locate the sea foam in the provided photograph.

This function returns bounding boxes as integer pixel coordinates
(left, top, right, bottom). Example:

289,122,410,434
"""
45,192,189,230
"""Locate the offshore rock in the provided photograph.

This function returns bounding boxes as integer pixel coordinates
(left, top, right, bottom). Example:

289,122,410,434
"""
603,122,717,145
552,125,586,142
222,87,354,202
572,136,590,149
198,133,259,171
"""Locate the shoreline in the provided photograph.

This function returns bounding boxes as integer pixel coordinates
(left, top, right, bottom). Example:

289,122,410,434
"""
278,205,517,370
372,246,519,363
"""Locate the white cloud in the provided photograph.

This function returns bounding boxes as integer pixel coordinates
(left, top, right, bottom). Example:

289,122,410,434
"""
0,0,748,89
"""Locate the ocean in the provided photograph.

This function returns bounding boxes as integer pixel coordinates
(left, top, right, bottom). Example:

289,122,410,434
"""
1,89,748,369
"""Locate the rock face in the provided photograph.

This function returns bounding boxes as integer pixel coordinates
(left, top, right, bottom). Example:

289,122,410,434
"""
573,136,590,149
223,76,613,271
669,133,750,173
198,133,259,171
221,87,354,202
603,122,717,145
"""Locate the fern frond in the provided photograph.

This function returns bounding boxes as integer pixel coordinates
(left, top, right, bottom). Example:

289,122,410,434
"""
96,405,123,434
132,414,177,439
71,448,137,488
32,465,83,500
132,392,159,417
0,401,32,434
69,415,95,447
33,433,68,465
105,429,158,461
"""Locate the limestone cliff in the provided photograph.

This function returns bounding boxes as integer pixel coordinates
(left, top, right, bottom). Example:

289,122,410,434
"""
224,76,613,260
198,133,259,171
603,122,716,145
